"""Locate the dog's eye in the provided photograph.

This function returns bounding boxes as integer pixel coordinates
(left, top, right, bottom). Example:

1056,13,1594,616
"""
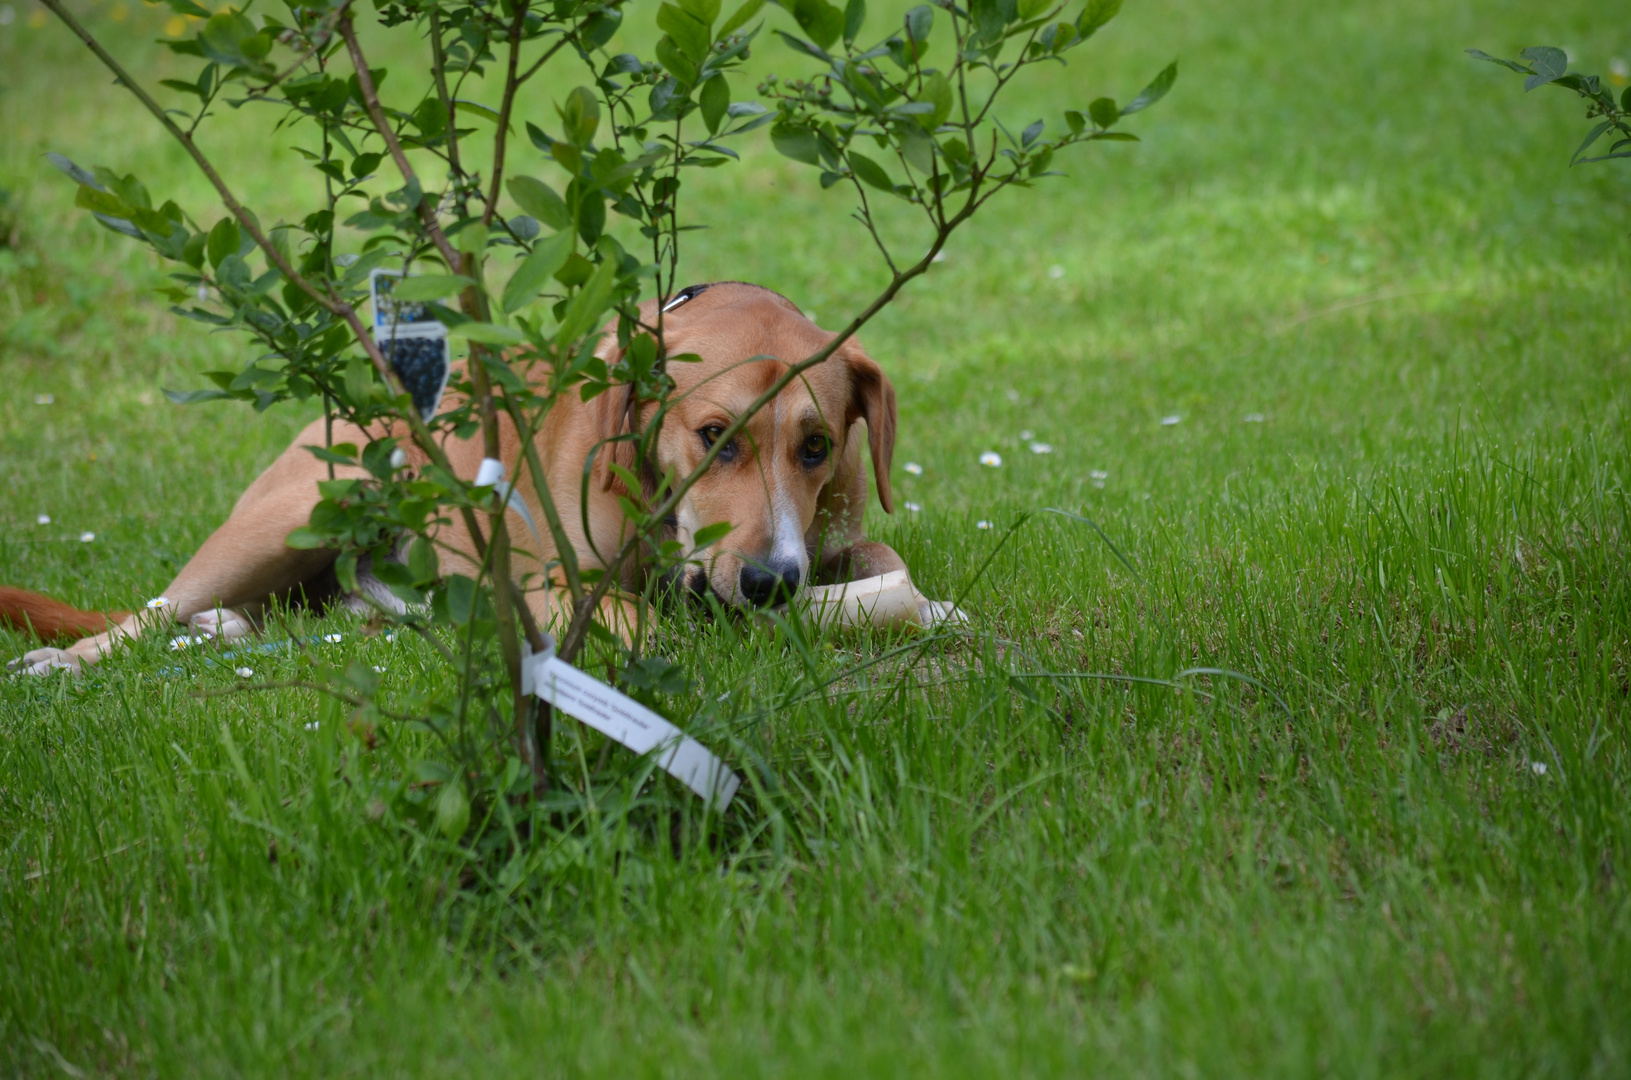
800,434,830,466
700,426,737,463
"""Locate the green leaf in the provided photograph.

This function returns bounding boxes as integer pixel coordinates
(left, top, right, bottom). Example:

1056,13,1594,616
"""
900,124,935,173
443,574,477,624
718,0,765,39
501,229,574,314
456,223,489,256
1077,0,1121,36
771,124,822,165
390,274,476,302
791,0,844,50
351,152,384,178
842,0,865,45
206,217,241,270
409,537,440,584
849,151,894,191
678,0,721,30
46,153,99,187
560,86,601,147
655,35,699,84
693,521,733,549
1464,48,1531,74
413,98,447,137
1016,0,1048,17
435,780,470,840
1121,60,1177,115
658,3,712,64
454,322,527,345
916,72,953,130
555,256,617,346
1088,97,1118,128
197,10,259,66
1519,46,1566,91
508,176,573,232
74,184,131,219
1571,119,1614,164
283,526,326,549
904,3,933,42
700,74,730,135
164,387,234,405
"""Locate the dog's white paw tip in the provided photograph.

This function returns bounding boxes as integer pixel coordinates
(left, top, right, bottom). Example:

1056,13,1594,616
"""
916,599,968,627
7,648,82,677
190,609,253,641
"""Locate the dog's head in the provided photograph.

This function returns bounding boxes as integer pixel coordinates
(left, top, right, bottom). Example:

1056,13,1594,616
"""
596,283,895,608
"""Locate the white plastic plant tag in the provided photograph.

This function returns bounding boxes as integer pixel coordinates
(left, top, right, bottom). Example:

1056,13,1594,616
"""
370,268,447,337
520,640,741,808
473,457,542,546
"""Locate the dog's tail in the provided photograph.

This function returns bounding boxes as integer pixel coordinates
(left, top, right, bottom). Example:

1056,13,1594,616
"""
0,587,127,642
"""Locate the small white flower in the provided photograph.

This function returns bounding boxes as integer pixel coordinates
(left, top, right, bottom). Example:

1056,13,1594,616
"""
235,667,254,679
372,665,386,673
1090,470,1109,480
1029,442,1053,455
169,636,192,650
384,633,397,643
1531,760,1548,776
78,531,95,543
334,253,359,267
388,447,407,469
1243,413,1265,423
305,721,320,731
976,520,993,530
1047,265,1065,279
1019,430,1034,441
195,283,209,303
36,513,50,525
146,596,171,610
34,393,54,405
1160,415,1182,426
979,451,1002,468
904,501,922,512
904,462,924,476
323,633,343,643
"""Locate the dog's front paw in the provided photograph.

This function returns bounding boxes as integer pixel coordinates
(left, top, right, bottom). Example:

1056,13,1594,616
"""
6,648,83,677
916,598,968,628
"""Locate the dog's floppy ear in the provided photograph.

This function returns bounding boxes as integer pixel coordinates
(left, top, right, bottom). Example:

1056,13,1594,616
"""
844,344,897,514
591,332,639,495
596,384,639,495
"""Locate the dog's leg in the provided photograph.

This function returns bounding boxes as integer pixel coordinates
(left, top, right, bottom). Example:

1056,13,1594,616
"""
814,540,965,628
10,418,360,675
522,576,643,648
816,540,907,584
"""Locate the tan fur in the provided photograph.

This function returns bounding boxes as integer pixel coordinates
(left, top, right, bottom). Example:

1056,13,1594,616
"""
5,283,909,674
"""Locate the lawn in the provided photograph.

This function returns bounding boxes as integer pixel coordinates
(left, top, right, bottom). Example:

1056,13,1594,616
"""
2,0,1630,1075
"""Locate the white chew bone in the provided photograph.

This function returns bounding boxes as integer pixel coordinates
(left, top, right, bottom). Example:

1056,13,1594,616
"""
799,570,967,631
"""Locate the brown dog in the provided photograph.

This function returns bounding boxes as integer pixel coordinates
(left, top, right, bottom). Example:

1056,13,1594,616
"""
5,282,920,675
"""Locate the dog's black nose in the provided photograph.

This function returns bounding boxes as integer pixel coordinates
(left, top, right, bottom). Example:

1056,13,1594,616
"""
738,560,801,607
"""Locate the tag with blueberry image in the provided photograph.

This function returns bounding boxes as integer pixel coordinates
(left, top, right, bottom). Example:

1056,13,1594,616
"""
370,269,452,421
381,333,451,421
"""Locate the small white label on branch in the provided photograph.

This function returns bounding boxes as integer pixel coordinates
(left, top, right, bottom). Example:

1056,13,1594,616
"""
521,640,740,808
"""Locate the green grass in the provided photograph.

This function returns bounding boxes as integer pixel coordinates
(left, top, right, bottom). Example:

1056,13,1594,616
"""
3,0,1630,1074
